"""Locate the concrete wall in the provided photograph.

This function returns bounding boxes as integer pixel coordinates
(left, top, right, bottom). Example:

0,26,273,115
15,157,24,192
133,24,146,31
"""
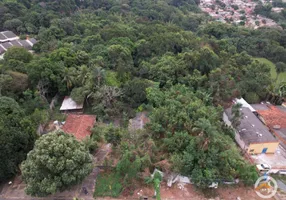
248,142,279,154
223,112,248,151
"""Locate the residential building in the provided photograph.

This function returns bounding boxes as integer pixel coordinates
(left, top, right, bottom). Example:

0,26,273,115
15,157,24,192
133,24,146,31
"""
0,31,19,43
62,114,96,140
223,98,279,154
252,103,286,150
0,31,37,59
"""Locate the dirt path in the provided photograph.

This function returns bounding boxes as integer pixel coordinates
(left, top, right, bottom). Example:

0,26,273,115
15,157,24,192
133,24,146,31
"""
0,144,112,200
127,182,278,200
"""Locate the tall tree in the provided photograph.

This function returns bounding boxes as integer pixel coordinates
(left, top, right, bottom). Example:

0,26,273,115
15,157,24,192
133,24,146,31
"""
0,97,36,182
21,131,93,197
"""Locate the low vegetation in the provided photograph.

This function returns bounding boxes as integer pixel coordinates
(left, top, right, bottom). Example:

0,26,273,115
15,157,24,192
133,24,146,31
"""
94,172,123,198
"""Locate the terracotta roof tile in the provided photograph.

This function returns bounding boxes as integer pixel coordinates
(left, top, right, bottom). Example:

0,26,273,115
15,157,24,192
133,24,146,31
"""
257,105,286,128
62,114,96,140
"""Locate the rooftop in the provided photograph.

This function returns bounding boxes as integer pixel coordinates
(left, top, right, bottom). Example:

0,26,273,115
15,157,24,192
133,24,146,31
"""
225,107,277,145
60,96,84,111
62,114,96,140
0,31,19,43
252,103,286,149
235,98,256,112
254,105,286,128
0,38,37,56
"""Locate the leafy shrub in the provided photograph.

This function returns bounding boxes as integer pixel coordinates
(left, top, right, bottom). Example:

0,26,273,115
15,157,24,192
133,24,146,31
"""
244,92,260,103
94,172,123,197
276,62,286,73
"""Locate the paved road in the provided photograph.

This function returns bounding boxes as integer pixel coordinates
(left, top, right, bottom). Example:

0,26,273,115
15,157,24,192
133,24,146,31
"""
277,180,286,193
0,144,111,200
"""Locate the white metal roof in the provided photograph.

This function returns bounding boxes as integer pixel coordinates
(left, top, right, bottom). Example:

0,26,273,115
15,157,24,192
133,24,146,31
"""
60,96,83,111
235,98,256,112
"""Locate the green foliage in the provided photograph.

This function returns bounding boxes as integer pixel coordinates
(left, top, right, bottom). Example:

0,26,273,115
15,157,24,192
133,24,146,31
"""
4,47,33,64
123,78,153,108
94,172,123,198
145,172,162,200
146,85,258,187
104,126,124,147
70,87,86,104
231,103,242,128
82,136,98,153
0,96,36,182
94,124,125,146
5,71,29,95
244,92,260,104
105,71,121,87
0,74,12,96
21,131,93,197
276,62,286,73
0,0,275,191
154,172,162,200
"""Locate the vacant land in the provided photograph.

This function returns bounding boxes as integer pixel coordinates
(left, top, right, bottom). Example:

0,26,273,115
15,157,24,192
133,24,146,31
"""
124,182,275,200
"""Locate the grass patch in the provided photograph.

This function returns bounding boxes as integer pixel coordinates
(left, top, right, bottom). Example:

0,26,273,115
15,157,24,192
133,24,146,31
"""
255,58,286,87
94,172,123,197
276,72,286,86
255,58,276,79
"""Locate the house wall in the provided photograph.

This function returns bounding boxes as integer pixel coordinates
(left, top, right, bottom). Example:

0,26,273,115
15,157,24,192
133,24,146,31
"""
223,112,248,151
248,142,279,154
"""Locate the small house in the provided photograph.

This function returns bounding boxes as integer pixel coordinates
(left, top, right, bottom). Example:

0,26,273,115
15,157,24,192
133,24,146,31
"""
62,114,96,140
0,31,37,59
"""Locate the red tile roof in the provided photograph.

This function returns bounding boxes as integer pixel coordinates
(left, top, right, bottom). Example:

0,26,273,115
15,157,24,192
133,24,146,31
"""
257,106,286,128
62,114,96,140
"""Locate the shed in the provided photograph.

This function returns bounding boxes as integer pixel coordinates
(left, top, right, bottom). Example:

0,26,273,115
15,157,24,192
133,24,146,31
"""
60,96,84,112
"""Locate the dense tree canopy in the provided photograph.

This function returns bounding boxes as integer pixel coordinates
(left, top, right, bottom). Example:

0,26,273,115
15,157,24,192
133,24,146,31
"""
0,0,282,194
0,97,36,181
21,131,93,196
146,85,258,186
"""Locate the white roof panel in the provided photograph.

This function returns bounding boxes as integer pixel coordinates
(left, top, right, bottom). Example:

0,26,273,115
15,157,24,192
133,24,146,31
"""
60,96,83,111
235,98,256,112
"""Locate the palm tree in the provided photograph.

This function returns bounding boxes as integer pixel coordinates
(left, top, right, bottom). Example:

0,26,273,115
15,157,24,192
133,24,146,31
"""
76,65,89,86
92,66,106,87
62,67,76,92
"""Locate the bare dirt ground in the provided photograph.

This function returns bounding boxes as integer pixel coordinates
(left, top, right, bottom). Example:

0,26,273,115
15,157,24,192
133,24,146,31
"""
125,182,276,200
0,143,281,200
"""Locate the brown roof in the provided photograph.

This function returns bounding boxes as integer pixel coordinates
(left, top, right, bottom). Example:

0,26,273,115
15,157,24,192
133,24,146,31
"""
257,105,286,128
62,114,96,140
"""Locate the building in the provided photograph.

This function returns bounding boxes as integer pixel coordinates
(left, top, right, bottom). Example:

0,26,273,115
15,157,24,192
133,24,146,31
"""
0,31,19,43
62,114,96,140
223,98,279,154
252,103,286,149
60,96,84,112
0,31,37,59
